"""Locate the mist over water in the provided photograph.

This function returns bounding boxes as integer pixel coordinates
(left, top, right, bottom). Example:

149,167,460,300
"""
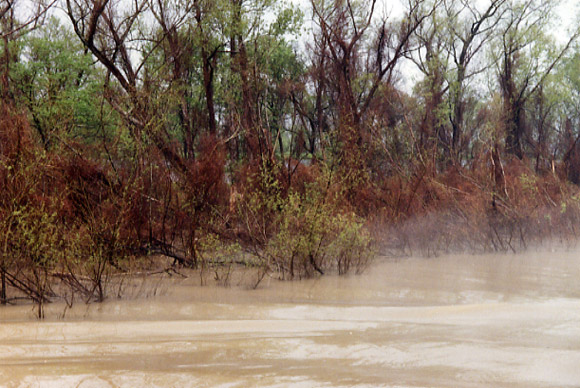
1,251,580,387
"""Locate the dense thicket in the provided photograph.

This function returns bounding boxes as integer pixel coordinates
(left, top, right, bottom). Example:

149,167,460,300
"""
2,0,580,312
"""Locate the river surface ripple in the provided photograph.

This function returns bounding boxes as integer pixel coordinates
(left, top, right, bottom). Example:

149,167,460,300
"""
1,251,580,387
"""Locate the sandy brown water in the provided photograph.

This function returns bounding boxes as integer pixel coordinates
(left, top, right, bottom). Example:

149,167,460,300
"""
1,251,580,387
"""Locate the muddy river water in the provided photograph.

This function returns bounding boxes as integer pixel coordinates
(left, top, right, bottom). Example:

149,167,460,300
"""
1,251,580,387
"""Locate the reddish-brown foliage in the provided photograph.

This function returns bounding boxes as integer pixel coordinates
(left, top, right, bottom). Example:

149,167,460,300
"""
0,104,33,162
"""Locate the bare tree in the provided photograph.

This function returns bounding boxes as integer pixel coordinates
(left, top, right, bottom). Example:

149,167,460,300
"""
310,0,431,175
447,0,507,153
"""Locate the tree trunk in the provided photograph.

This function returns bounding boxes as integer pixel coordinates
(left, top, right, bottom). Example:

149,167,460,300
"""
1,267,6,305
505,102,524,159
201,51,216,135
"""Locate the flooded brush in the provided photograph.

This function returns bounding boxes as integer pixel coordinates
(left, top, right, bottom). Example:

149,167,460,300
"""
377,159,580,256
235,163,376,281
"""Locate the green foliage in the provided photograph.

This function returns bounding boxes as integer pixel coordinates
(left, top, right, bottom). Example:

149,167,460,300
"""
196,233,242,286
239,163,374,279
265,190,373,278
197,233,241,263
270,3,303,38
519,173,538,194
0,153,64,315
7,204,63,269
11,18,112,149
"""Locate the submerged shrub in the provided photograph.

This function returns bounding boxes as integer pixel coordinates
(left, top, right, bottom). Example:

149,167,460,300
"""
264,192,373,279
238,162,375,280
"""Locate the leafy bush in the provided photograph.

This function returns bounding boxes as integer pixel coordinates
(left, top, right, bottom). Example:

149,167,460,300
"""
238,162,375,280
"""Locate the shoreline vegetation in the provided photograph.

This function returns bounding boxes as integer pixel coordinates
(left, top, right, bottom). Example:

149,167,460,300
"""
2,0,580,318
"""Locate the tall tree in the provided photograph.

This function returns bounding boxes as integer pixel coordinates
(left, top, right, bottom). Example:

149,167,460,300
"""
494,0,580,158
310,0,431,176
446,0,506,154
65,0,194,174
409,0,506,163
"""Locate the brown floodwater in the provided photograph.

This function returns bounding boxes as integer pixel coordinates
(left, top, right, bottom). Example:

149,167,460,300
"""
1,251,580,387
